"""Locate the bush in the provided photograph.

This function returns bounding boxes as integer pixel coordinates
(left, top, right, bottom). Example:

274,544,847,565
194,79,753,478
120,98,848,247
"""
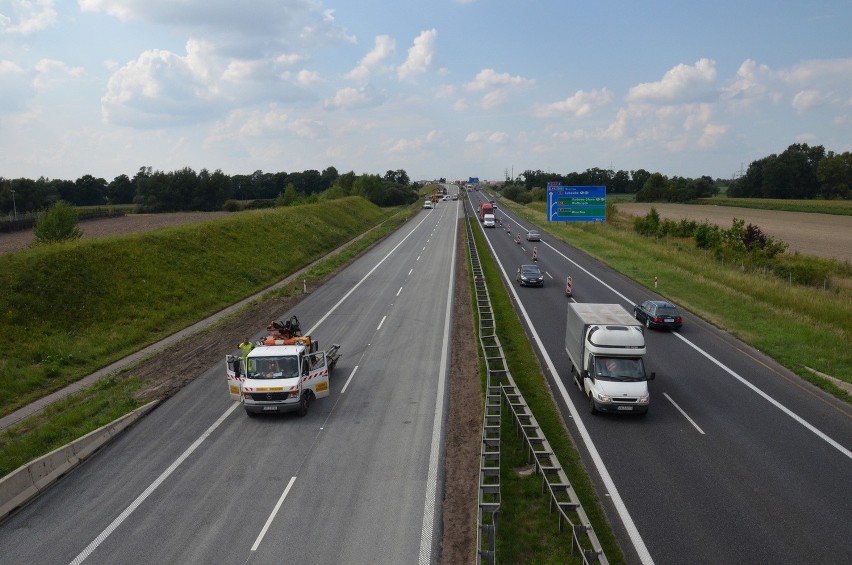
694,222,721,249
222,199,242,212
633,207,660,236
32,201,82,245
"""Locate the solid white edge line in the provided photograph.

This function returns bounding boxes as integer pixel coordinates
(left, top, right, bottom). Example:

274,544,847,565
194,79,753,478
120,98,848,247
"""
663,392,705,435
478,219,656,565
671,332,851,460
417,198,458,564
251,476,297,551
340,365,359,395
69,402,241,565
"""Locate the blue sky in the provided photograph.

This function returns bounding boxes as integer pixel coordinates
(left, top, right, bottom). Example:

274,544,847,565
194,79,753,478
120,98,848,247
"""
1,0,850,184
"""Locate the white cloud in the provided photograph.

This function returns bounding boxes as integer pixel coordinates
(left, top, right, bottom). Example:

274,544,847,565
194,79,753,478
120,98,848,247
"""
207,105,328,143
627,58,717,104
465,130,509,144
0,0,57,34
79,1,355,57
385,129,443,154
465,68,534,109
345,35,395,82
33,59,85,90
537,88,613,118
324,86,383,110
792,89,823,112
101,44,218,127
397,29,439,81
722,59,772,108
780,57,852,85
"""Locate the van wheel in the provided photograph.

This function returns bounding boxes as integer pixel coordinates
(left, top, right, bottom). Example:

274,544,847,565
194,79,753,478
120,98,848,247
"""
245,409,257,418
298,393,310,417
589,395,598,415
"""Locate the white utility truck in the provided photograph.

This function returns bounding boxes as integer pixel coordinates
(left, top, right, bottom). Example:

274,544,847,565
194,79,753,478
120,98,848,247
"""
225,316,340,417
565,303,655,415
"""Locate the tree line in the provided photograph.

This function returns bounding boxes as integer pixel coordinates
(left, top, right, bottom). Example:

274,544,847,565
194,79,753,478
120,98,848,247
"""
502,167,720,204
0,166,419,217
501,143,850,204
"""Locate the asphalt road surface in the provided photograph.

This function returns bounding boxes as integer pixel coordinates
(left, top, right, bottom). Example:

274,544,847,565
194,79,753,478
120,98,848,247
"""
468,189,852,565
0,198,463,564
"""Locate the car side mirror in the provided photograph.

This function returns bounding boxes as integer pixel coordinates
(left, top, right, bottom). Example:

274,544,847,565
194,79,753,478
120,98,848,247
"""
582,370,592,381
647,372,656,381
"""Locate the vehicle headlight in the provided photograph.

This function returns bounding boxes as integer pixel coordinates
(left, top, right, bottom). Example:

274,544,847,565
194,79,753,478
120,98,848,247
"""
595,392,611,402
637,396,649,404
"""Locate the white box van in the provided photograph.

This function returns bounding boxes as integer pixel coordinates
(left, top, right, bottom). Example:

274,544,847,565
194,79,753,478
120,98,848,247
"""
483,213,495,227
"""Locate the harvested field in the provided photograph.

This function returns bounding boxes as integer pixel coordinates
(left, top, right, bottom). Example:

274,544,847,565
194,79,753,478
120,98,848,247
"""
617,203,852,262
0,212,230,254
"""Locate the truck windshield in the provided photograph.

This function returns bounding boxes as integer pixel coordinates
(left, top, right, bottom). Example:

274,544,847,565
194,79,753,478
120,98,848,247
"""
247,356,299,380
594,357,645,381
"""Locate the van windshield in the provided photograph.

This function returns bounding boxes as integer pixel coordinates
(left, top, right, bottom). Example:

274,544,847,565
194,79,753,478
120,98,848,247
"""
594,357,645,381
247,356,299,380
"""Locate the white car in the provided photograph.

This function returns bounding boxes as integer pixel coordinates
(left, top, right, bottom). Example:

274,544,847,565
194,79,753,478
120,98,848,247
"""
424,200,433,209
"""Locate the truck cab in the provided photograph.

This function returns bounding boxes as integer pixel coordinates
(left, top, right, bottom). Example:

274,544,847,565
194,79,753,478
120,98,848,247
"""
226,343,330,417
565,303,655,415
581,325,652,414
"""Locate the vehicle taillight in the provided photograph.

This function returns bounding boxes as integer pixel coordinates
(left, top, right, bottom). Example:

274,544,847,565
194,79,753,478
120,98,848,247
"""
654,317,662,323
675,317,682,323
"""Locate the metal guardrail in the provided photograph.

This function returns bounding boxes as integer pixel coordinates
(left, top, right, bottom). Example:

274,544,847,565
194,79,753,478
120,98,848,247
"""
468,209,607,565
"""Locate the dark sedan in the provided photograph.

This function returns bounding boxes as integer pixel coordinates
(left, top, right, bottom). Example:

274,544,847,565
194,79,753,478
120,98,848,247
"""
633,300,683,330
516,264,544,287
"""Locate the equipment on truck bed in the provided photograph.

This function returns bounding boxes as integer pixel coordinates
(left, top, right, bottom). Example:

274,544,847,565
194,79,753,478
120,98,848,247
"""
226,314,341,417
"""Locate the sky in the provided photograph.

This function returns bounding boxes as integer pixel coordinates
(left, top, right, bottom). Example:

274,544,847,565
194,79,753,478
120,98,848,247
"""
1,1,851,184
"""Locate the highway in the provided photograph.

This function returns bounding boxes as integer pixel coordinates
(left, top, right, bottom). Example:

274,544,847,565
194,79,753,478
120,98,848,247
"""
0,197,463,564
466,189,852,564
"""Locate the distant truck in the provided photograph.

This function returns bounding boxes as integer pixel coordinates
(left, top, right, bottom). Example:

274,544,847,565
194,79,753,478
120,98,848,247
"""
478,202,494,221
565,303,655,415
226,316,341,417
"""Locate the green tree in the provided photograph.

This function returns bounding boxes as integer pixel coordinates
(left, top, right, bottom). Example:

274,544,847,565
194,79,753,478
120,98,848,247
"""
107,174,135,204
817,151,851,199
278,183,299,206
635,173,668,201
32,201,83,244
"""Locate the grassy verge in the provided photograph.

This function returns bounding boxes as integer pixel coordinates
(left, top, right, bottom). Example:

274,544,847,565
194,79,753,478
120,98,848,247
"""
469,220,624,563
0,197,395,417
0,201,417,477
511,200,851,395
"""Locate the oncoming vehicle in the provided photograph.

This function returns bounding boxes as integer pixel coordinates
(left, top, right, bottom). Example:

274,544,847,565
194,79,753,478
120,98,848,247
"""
483,214,495,227
516,264,544,286
526,229,541,241
424,200,433,209
633,300,683,330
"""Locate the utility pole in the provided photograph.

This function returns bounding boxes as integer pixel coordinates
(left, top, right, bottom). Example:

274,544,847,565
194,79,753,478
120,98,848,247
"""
10,189,17,220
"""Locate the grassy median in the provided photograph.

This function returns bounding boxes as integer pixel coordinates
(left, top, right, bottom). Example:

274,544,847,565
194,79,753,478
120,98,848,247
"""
468,220,624,564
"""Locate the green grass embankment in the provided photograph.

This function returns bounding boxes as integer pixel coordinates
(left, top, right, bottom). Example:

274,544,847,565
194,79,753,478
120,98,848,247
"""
513,200,851,395
468,221,623,563
0,197,394,418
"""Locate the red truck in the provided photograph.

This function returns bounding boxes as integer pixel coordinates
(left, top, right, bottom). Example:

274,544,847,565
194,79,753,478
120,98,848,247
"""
478,202,494,222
